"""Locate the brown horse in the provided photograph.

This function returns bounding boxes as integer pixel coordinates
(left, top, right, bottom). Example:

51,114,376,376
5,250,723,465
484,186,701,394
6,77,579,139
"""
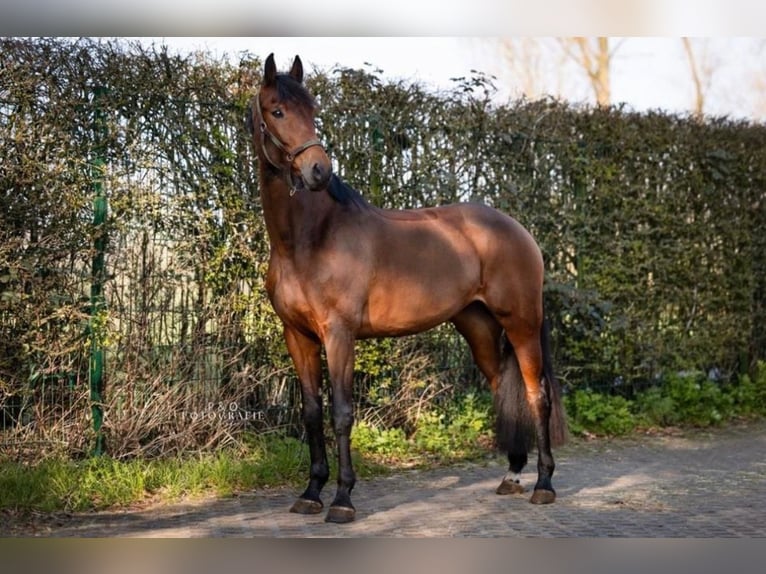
246,54,567,523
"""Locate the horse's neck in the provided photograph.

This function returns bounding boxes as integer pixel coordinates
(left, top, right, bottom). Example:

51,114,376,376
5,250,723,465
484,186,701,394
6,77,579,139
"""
258,169,330,257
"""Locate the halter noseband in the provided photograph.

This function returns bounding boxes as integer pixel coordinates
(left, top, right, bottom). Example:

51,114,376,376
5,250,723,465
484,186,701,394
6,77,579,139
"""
254,91,324,196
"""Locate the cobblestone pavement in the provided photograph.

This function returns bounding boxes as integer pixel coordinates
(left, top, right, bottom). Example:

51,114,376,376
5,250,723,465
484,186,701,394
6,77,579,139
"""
9,421,766,537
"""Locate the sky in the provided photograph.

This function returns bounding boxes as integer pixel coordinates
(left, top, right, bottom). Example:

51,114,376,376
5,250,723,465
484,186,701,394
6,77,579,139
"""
129,37,765,122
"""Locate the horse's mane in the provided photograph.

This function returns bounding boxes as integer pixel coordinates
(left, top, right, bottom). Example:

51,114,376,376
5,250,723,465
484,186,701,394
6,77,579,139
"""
327,174,368,209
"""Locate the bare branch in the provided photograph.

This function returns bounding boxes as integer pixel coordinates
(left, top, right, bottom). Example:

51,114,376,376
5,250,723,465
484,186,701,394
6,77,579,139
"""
559,37,612,106
682,38,705,118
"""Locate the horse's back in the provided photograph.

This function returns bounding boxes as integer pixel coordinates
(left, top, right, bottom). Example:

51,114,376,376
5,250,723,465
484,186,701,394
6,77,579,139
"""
352,201,544,334
387,202,543,276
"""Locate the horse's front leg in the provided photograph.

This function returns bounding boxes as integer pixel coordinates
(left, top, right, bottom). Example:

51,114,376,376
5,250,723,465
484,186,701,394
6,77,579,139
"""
284,326,329,515
323,325,357,523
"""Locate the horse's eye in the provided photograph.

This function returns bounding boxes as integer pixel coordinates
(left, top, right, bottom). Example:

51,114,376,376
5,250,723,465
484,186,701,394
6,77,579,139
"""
272,109,284,119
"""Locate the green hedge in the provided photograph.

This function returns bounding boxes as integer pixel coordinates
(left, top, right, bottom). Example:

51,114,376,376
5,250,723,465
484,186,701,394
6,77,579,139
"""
1,38,765,455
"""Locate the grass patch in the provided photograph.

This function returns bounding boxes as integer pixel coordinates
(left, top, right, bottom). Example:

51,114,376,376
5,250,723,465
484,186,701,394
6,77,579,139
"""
0,394,493,514
0,434,388,514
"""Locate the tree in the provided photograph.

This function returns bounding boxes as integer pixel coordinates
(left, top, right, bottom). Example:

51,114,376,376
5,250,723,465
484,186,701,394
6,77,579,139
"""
495,37,622,107
558,37,618,107
681,38,716,118
497,38,569,101
752,40,766,121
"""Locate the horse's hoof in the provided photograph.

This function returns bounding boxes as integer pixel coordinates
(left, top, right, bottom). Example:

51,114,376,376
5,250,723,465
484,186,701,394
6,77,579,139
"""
290,498,323,515
496,479,526,495
530,489,556,504
325,506,356,523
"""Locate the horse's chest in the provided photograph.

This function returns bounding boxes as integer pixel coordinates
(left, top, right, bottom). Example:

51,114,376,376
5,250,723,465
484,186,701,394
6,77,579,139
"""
265,263,316,328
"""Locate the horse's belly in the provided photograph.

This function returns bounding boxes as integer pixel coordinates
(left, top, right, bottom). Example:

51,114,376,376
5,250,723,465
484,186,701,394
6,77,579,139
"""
359,278,472,338
357,228,480,337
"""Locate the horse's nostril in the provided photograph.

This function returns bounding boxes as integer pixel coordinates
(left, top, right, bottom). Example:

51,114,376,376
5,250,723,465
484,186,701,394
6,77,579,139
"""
312,162,330,183
303,160,331,190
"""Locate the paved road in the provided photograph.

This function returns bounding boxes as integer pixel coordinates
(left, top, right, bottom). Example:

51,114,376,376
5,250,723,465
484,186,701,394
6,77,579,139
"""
9,421,766,537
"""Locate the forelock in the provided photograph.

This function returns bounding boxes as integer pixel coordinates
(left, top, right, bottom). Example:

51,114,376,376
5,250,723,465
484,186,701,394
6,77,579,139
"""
275,74,316,110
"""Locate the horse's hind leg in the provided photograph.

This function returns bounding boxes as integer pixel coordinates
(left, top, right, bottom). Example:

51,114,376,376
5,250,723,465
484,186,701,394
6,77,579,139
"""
284,326,329,515
451,303,526,495
501,316,557,504
451,302,503,391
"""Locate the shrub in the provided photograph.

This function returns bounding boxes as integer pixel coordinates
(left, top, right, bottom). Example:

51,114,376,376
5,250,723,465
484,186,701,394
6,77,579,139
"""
412,392,492,457
351,421,409,460
654,372,733,427
729,361,766,417
634,386,679,427
564,389,636,436
352,391,493,462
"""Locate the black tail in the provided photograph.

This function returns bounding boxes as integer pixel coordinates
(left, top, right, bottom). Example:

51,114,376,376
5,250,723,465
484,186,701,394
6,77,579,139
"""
494,318,568,453
493,337,535,454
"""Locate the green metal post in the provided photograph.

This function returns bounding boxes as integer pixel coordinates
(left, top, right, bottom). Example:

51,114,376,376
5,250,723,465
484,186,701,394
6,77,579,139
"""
89,85,108,456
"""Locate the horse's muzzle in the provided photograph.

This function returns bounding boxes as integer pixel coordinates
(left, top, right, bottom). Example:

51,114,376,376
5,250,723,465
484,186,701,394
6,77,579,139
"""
301,159,332,191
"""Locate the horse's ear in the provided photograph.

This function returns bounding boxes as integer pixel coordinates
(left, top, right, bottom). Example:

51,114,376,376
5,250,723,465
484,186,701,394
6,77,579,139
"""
264,53,277,86
289,55,303,83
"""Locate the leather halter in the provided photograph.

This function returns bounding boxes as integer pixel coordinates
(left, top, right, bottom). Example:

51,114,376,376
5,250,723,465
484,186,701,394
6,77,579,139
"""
253,91,324,196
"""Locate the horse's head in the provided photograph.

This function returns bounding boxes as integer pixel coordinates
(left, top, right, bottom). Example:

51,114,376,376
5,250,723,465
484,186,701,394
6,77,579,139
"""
247,53,332,193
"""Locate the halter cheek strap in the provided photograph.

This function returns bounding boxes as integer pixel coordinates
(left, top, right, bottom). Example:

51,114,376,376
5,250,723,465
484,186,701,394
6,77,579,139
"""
253,92,324,195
